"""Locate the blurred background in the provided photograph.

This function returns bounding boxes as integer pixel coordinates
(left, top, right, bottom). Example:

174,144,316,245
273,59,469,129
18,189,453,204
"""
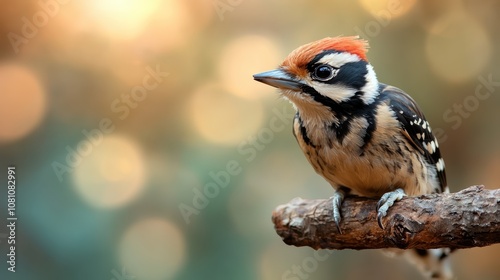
0,0,499,279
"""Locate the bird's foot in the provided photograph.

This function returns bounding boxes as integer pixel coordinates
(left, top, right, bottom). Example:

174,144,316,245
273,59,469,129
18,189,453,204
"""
330,188,347,234
376,188,406,229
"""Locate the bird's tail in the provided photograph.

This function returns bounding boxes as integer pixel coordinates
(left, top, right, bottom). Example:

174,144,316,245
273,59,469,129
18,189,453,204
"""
404,248,454,279
383,248,454,279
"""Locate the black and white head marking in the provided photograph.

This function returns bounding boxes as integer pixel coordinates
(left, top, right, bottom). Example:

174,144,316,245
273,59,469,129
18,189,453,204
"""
305,51,380,105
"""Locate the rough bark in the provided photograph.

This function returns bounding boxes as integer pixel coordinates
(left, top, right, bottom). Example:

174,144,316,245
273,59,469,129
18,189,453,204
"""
272,185,500,250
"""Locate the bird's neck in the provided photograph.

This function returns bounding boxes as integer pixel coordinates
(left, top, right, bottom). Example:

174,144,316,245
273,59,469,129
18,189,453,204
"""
288,64,381,128
357,64,380,105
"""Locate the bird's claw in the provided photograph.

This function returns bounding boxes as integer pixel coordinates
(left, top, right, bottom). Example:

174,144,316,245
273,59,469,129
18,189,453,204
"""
331,190,346,234
376,188,406,229
377,211,385,229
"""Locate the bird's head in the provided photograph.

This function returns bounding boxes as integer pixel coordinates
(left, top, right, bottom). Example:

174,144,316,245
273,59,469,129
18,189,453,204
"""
254,36,379,116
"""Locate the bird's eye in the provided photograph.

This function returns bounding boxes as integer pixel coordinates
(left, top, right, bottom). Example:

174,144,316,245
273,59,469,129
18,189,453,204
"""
313,65,337,81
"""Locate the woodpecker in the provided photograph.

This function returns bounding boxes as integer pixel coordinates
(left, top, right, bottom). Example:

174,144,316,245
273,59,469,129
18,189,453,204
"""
253,36,452,279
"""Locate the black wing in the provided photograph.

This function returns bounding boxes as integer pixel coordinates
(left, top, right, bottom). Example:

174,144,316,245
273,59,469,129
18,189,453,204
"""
378,84,447,193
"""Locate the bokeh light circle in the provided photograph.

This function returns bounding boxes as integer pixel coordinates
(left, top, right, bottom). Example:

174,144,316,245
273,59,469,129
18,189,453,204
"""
188,83,264,145
218,35,282,100
425,12,492,83
359,0,417,19
119,218,186,280
0,64,46,142
73,135,146,208
139,0,214,52
77,0,162,40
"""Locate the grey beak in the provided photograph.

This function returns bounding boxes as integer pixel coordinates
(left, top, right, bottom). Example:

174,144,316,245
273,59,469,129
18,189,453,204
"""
253,69,303,91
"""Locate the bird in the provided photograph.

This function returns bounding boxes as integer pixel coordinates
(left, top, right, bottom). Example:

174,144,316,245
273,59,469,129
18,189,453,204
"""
253,36,453,279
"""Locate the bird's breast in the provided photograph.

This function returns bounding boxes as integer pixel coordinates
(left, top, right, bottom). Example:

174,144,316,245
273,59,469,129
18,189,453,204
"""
293,115,429,197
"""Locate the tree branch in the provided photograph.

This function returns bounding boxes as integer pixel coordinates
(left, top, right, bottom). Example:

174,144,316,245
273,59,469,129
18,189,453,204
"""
272,185,500,250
